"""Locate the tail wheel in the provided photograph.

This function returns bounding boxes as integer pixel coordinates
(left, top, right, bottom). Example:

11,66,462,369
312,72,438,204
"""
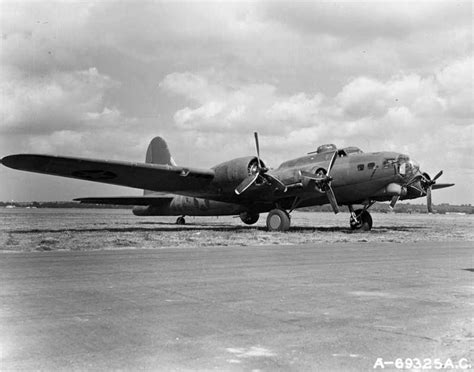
240,212,260,225
266,209,291,231
350,209,373,231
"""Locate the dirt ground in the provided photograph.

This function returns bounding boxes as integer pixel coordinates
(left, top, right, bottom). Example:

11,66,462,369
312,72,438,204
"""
1,208,473,252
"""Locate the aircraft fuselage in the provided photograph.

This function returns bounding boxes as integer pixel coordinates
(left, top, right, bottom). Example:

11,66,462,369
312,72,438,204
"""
134,149,417,216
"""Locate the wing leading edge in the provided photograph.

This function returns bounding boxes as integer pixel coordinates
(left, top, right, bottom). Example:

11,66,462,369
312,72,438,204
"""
1,154,214,193
74,195,174,206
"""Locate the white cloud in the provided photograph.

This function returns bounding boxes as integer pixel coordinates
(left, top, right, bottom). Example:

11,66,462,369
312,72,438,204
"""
335,59,472,123
336,77,389,118
266,93,324,124
160,72,326,134
261,1,472,42
0,67,120,134
436,57,473,118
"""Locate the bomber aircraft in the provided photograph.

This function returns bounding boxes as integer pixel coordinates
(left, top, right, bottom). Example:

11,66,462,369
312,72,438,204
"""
1,133,454,231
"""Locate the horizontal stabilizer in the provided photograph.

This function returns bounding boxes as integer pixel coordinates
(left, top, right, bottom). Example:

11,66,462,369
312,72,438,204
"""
75,195,173,206
431,183,454,190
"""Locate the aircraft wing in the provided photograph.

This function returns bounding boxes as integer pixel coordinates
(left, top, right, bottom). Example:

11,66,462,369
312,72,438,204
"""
74,195,174,205
1,154,214,192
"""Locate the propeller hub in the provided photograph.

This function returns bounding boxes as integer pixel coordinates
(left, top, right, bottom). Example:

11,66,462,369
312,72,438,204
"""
235,132,288,195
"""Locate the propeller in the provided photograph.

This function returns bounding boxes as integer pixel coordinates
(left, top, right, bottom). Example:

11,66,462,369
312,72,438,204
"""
300,150,340,214
421,170,443,213
390,169,444,211
235,132,287,195
320,151,339,213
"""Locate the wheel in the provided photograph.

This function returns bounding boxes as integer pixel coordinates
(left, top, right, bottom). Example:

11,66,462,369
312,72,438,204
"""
350,209,373,231
266,209,291,231
240,212,260,225
176,216,186,225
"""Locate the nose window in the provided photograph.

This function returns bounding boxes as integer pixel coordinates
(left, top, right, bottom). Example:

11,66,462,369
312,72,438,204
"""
396,154,420,178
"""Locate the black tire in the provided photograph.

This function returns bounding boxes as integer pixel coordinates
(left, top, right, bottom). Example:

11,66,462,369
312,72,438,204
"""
240,212,260,225
176,216,186,225
266,209,291,231
350,209,373,231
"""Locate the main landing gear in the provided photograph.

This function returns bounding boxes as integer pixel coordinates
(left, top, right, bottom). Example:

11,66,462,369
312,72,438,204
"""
266,209,291,231
348,205,373,231
265,206,374,232
176,216,186,225
259,205,377,231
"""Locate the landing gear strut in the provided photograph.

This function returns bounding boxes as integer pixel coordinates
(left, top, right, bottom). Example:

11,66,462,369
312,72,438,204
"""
176,216,186,225
266,209,291,231
348,205,373,231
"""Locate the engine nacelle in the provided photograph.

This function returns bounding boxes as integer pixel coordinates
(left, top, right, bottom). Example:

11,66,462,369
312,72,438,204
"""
212,156,265,187
133,205,161,216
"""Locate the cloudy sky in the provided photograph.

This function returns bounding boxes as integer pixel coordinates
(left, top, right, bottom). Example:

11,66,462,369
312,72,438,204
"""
0,1,472,204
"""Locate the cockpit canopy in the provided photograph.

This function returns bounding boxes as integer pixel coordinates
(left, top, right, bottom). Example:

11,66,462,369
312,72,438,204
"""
316,144,337,154
396,154,420,179
340,146,363,156
309,144,363,156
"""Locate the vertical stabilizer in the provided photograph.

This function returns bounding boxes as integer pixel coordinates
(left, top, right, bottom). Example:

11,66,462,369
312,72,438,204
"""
145,137,177,166
144,137,177,195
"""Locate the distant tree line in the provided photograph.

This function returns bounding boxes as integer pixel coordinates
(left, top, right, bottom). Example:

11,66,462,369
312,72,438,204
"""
0,201,131,209
300,202,474,214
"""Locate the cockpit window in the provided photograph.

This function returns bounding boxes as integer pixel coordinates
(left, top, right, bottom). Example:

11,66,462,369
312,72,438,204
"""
383,158,396,168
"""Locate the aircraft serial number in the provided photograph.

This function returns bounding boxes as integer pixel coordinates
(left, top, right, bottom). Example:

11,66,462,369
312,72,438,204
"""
373,357,471,369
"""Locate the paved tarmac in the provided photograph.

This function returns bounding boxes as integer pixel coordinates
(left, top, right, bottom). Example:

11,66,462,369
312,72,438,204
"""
1,242,472,371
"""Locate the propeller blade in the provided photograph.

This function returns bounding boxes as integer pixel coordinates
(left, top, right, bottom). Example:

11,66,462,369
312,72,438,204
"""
235,173,259,195
389,195,399,209
263,173,288,192
254,132,261,170
427,187,433,213
432,170,443,183
324,185,340,214
431,183,454,190
327,151,338,176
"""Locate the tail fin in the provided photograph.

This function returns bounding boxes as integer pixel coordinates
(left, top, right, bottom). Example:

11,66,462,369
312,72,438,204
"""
145,137,177,166
144,137,177,195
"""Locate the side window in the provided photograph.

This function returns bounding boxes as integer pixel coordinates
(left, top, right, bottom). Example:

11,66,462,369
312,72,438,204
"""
357,164,364,171
383,158,396,168
368,162,375,169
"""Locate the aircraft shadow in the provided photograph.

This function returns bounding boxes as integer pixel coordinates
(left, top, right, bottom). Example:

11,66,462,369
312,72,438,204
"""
9,224,427,234
290,225,426,233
